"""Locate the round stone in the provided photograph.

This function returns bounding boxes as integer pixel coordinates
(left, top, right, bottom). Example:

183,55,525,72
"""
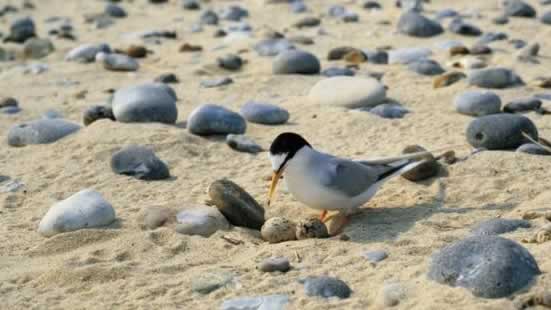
240,101,289,125
272,50,320,74
8,119,81,147
102,53,139,71
397,11,443,37
303,276,352,299
471,218,531,236
467,67,523,89
258,257,291,272
408,59,445,76
187,104,246,135
454,91,502,116
448,18,482,36
217,54,243,71
296,218,329,239
308,76,386,109
428,235,540,298
112,83,177,124
466,114,538,150
111,145,170,180
38,189,116,237
261,217,297,243
175,206,230,237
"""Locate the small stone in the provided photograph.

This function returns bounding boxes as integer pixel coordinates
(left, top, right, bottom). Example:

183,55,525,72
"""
467,67,523,89
23,38,54,59
309,77,386,109
470,45,492,55
362,250,388,263
254,39,295,57
471,218,531,236
5,17,35,43
220,5,248,21
364,49,388,64
208,179,265,230
363,1,382,10
368,104,409,119
476,32,508,45
105,3,127,18
8,119,81,147
542,11,551,24
428,235,540,298
454,91,502,116
493,14,509,24
226,134,263,154
83,105,115,126
176,206,230,237
38,189,116,237
261,217,297,243
516,143,551,155
466,114,538,150
328,5,346,17
503,98,542,113
240,101,289,125
288,35,314,45
401,145,439,181
296,218,329,239
327,46,360,61
258,257,291,272
344,50,367,64
154,73,179,84
143,207,173,229
291,1,307,13
303,276,352,299
381,282,407,307
504,0,536,18
532,76,551,88
200,10,219,25
272,50,320,75
179,43,203,52
293,16,320,28
102,53,139,71
221,295,289,310
123,45,147,58
182,0,200,10
436,9,459,20
192,270,234,294
397,11,443,38
200,77,233,88
111,145,170,180
321,67,355,77
510,39,527,49
388,47,432,64
187,104,246,135
217,54,243,71
65,43,111,63
408,59,445,76
112,83,177,124
449,46,470,56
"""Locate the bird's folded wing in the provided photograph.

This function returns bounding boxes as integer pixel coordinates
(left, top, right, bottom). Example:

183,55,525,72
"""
320,158,385,198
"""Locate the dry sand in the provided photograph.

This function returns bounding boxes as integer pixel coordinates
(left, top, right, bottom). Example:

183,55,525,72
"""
1,0,551,309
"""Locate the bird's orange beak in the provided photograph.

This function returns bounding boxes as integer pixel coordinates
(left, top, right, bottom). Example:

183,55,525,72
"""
267,169,284,207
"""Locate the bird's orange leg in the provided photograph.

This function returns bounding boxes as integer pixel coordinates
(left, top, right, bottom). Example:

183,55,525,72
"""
322,213,350,236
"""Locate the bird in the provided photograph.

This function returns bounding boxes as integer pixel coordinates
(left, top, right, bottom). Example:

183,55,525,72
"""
267,132,434,233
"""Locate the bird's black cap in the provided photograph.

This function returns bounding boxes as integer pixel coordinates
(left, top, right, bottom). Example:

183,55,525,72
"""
269,132,311,156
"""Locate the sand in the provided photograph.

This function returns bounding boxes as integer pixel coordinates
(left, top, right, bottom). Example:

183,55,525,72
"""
1,0,551,309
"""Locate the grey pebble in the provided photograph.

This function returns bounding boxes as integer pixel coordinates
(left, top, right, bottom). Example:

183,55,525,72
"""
240,101,289,125
258,257,290,272
368,103,409,119
435,9,459,20
5,17,35,43
362,250,388,263
322,67,355,77
200,77,233,88
408,59,445,76
220,5,248,21
221,295,289,310
254,39,295,57
112,83,177,124
471,218,531,236
272,50,320,75
8,119,81,147
466,114,538,150
105,3,127,18
217,54,243,71
200,10,219,25
542,11,551,24
516,143,551,155
291,1,307,13
188,104,246,135
364,49,388,64
65,43,111,63
111,145,170,180
303,276,352,299
388,47,432,64
476,32,508,45
154,73,179,84
448,18,482,36
102,53,139,71
176,206,230,237
23,38,55,59
467,67,523,89
504,0,537,18
182,0,200,10
454,90,502,116
503,98,542,113
397,11,443,38
226,134,263,154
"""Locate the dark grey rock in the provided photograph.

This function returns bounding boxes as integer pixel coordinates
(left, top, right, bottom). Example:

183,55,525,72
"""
182,0,200,10
188,104,246,135
217,54,243,71
454,91,502,116
504,0,536,18
102,53,139,71
476,32,508,45
5,17,35,43
221,295,289,310
200,10,219,25
363,1,382,10
368,104,409,119
200,77,233,88
293,16,320,28
83,105,116,126
466,114,538,150
436,9,459,20
408,59,445,76
111,145,170,180
302,276,352,299
471,219,531,236
364,49,388,64
273,50,320,75
226,134,263,154
208,179,265,230
258,257,291,272
254,39,295,57
220,5,248,21
240,101,289,125
322,67,355,77
448,18,482,36
397,11,443,38
503,98,542,113
0,97,20,114
362,250,388,263
467,68,522,89
112,83,177,124
542,11,551,24
8,119,81,147
154,73,179,84
428,235,540,298
510,39,527,49
341,12,359,23
516,143,551,155
105,3,127,18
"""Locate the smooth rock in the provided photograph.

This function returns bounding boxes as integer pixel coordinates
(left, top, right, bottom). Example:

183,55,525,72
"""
226,134,263,154
471,218,531,236
362,250,388,263
303,276,352,299
467,68,522,89
503,98,542,113
327,46,360,60
65,43,111,63
322,67,355,77
102,53,139,71
111,145,170,180
217,54,243,71
328,5,347,17
200,77,233,88
476,32,508,45
368,104,409,119
466,114,538,150
258,257,291,272
8,119,81,147
154,73,179,84
112,83,177,124
364,49,388,64
454,91,502,116
208,179,265,230
182,0,200,10
176,206,230,237
401,145,439,181
493,14,510,24
388,47,432,64
408,59,445,76
448,18,482,36
220,5,248,21
363,1,382,10
504,0,536,18
397,11,443,37
293,16,320,28
221,295,289,310
240,101,289,125
192,270,234,294
6,17,35,43
516,143,551,155
83,105,116,126
254,39,295,57
200,10,219,25
428,235,540,298
272,50,320,75
23,38,54,59
38,189,116,237
188,104,246,135
436,9,459,20
261,217,296,243
105,3,127,18
309,77,386,109
296,218,329,239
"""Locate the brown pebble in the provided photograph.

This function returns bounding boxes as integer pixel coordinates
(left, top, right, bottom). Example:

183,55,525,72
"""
124,45,148,58
401,145,439,182
296,218,329,240
470,45,492,55
179,43,203,52
344,50,367,64
433,71,466,89
327,46,360,60
449,46,470,56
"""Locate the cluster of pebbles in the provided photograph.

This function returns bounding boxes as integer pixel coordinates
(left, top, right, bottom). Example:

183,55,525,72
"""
2,0,551,309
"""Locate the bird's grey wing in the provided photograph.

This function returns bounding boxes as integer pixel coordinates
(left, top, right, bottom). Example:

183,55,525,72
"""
320,158,381,198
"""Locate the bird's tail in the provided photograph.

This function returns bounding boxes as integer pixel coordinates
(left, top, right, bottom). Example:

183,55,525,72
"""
374,159,429,183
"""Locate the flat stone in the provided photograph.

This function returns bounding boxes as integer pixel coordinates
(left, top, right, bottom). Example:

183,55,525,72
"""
111,145,170,180
192,270,234,294
187,104,246,135
503,98,542,113
303,276,352,299
364,49,388,64
476,32,508,45
467,67,523,89
516,143,551,155
208,179,265,230
102,53,139,71
254,39,295,57
408,59,445,76
176,205,230,237
200,77,233,88
272,50,320,75
388,47,432,64
8,119,81,147
38,189,116,237
182,0,200,10
65,43,111,63
112,83,177,124
454,91,502,116
362,250,388,263
261,217,296,243
436,9,459,20
397,11,443,38
504,0,537,18
217,54,243,71
322,67,355,77
368,104,409,119
221,295,289,310
401,145,439,181
428,235,540,298
226,134,263,154
258,257,291,272
293,16,320,28
471,218,531,236
308,76,386,109
240,101,289,125
466,114,538,150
